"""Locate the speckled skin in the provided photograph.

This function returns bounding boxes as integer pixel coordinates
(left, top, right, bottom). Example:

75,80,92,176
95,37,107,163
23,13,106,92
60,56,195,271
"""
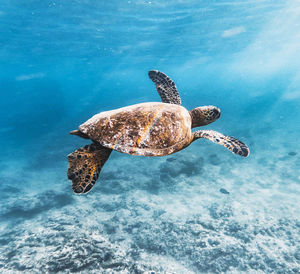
78,102,193,156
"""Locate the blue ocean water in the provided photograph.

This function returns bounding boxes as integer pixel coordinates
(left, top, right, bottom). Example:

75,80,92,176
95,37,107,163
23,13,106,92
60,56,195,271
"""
1,0,300,272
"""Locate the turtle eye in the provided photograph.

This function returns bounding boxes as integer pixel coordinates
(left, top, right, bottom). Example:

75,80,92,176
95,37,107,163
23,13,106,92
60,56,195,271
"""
213,108,221,119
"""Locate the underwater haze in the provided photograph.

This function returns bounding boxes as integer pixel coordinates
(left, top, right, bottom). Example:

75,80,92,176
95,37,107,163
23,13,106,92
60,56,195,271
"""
1,0,300,272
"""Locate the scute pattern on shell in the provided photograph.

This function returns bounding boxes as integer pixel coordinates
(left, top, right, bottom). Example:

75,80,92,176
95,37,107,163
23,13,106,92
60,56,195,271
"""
79,102,192,156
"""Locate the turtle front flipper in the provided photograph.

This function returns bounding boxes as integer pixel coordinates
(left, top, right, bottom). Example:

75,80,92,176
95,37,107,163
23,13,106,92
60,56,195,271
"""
148,70,182,105
193,130,250,157
67,143,112,194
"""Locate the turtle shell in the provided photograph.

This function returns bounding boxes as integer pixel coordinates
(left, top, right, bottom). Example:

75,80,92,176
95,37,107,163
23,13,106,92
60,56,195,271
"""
79,102,192,156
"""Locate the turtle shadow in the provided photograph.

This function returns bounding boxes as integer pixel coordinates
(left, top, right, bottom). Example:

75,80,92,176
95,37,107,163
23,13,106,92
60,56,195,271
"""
94,154,205,195
142,155,205,194
159,155,204,182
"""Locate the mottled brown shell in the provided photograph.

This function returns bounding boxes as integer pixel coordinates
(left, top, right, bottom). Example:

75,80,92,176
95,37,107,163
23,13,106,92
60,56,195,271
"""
78,102,192,156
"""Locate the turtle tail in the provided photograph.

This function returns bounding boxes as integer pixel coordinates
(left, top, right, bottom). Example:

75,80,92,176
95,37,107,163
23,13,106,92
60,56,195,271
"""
69,129,90,139
67,143,112,194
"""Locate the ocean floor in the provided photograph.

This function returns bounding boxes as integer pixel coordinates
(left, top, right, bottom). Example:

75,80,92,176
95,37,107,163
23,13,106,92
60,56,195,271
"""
0,124,300,273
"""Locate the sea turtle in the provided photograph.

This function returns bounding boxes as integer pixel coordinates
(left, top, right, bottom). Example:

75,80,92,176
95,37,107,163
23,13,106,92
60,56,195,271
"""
68,70,249,194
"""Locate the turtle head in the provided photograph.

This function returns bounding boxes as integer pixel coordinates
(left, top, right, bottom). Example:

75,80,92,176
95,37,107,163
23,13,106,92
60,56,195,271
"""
189,106,221,128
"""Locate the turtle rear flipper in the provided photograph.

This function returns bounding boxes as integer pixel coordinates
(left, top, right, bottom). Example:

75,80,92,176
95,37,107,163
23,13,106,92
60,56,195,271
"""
67,143,112,194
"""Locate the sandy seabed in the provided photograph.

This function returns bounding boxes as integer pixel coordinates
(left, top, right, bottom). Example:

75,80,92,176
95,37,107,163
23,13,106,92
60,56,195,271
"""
0,127,300,273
